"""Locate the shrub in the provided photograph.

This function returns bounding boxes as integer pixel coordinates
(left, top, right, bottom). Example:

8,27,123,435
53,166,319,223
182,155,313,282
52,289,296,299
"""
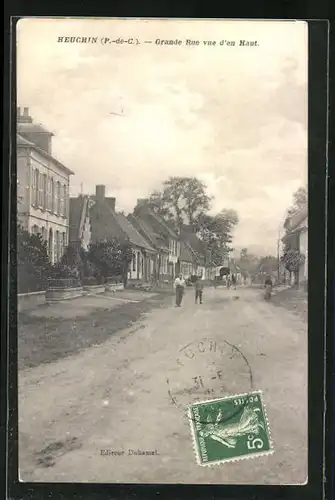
87,239,133,285
17,225,51,293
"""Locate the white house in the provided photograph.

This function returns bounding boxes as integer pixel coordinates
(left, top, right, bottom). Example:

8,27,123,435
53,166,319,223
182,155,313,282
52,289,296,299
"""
17,107,74,264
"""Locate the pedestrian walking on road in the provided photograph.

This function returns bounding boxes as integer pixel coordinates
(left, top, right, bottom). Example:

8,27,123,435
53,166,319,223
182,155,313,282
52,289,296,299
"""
195,277,204,304
174,274,186,307
231,274,237,290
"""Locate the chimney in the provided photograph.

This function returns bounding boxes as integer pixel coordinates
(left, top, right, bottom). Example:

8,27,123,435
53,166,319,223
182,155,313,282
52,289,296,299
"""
17,106,32,123
95,185,106,202
106,197,116,212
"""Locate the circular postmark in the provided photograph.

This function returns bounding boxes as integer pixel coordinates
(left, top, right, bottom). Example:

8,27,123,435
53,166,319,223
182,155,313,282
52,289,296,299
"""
166,337,253,425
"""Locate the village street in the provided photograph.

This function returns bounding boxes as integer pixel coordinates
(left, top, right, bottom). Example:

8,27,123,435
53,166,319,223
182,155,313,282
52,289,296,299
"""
18,286,307,485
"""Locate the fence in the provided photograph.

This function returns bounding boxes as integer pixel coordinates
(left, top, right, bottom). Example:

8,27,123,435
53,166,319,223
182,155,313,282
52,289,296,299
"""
47,277,82,289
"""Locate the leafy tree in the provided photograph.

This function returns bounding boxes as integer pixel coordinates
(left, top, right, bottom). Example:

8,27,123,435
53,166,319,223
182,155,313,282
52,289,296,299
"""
87,239,133,285
258,255,278,275
197,210,239,266
148,176,212,231
281,249,305,285
285,186,307,224
236,249,261,279
17,225,51,293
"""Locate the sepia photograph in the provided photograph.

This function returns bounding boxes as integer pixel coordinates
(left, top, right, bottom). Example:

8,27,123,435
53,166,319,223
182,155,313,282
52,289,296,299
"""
16,17,308,484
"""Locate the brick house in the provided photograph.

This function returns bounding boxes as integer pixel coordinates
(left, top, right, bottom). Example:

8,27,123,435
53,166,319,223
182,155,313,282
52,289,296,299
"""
133,200,181,281
69,186,156,283
127,213,169,282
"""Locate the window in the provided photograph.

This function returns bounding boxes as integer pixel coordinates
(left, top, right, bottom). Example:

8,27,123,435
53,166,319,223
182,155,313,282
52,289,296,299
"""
132,253,136,272
56,181,61,214
55,230,60,262
48,228,53,261
50,178,55,212
34,169,39,206
62,232,66,256
42,174,47,209
32,224,39,235
63,184,67,217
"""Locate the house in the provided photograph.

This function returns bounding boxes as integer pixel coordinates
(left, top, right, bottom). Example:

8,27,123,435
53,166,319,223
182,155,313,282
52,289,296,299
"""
133,200,181,281
180,230,215,280
127,213,169,282
17,107,74,264
179,241,197,277
69,186,157,283
282,205,308,285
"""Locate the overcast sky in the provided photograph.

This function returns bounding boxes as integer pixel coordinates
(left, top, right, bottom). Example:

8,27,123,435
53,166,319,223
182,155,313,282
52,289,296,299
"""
17,18,308,255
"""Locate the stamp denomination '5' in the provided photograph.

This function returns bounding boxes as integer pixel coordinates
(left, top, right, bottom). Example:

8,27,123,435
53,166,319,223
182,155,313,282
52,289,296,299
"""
188,391,273,466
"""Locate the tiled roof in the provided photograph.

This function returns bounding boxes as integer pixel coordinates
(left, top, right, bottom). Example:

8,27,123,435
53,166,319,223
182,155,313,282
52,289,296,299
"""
128,214,169,252
16,133,74,175
17,133,35,147
180,241,195,262
115,213,156,252
18,121,53,135
69,196,87,242
180,230,206,264
135,206,178,239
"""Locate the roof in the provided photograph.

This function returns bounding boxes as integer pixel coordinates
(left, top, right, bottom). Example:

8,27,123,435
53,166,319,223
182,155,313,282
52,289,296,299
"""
284,206,308,231
17,121,54,135
135,206,178,239
114,213,156,252
69,196,88,242
17,133,35,147
16,133,74,176
128,214,169,252
180,241,195,262
180,230,206,264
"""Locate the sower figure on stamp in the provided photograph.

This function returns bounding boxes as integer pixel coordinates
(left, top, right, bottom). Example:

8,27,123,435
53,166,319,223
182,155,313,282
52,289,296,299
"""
174,274,186,307
195,276,204,304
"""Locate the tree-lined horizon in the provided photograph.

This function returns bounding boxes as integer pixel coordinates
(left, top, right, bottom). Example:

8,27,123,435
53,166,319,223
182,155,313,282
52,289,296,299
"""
143,176,239,266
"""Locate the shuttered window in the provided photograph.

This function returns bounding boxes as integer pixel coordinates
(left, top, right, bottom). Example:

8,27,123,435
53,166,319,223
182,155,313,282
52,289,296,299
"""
34,169,39,206
50,178,55,212
56,181,61,214
42,174,47,209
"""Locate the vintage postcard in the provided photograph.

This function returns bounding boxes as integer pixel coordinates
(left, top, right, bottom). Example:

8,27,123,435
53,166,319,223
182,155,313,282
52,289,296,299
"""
16,18,308,484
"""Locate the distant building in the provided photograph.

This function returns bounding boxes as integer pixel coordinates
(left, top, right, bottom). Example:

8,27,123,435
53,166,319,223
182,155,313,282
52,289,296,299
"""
17,107,74,263
282,205,308,285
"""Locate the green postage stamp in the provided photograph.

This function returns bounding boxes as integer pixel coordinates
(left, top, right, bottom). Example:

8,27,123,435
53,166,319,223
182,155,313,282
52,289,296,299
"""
188,391,273,466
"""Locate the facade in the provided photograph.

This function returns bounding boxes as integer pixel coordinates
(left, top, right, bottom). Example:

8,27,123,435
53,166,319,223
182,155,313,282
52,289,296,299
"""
70,186,157,283
127,214,169,282
180,230,209,279
69,195,95,250
17,107,74,264
282,205,308,285
133,201,181,281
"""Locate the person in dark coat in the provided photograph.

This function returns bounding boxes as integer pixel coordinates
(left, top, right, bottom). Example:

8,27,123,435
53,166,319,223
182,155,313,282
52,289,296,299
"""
195,277,204,304
231,274,237,290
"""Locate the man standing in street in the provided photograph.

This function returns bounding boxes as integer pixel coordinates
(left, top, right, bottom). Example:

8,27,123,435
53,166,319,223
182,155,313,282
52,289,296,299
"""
174,274,186,307
195,277,204,304
231,273,237,290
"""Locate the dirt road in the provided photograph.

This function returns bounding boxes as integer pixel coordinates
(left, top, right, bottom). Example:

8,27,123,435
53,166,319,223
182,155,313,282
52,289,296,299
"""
18,286,307,484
